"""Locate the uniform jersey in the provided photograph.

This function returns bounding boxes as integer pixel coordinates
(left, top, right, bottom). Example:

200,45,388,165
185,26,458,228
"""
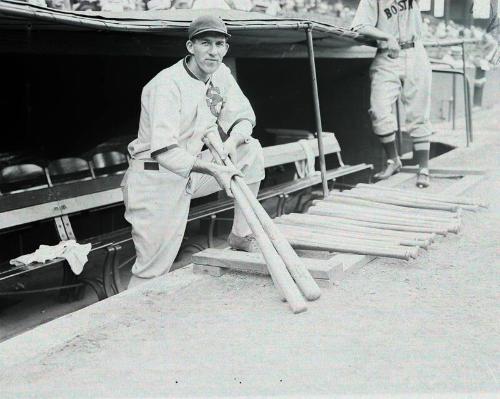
128,57,255,177
351,0,424,45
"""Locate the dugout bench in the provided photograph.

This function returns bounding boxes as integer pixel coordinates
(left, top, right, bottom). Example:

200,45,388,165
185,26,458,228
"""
0,133,372,301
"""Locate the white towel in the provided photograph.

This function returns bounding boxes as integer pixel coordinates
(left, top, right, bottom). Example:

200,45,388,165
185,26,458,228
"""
10,240,92,275
294,139,320,179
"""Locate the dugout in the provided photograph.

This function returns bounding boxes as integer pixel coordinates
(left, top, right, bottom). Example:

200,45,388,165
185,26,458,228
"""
0,1,381,299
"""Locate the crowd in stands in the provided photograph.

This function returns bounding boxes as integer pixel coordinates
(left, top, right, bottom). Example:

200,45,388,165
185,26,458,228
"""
24,0,498,67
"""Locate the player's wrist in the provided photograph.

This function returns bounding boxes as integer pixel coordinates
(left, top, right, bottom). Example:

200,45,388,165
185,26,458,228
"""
229,131,249,146
192,159,216,176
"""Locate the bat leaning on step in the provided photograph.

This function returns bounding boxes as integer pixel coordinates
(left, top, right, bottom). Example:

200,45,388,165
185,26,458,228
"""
203,131,321,313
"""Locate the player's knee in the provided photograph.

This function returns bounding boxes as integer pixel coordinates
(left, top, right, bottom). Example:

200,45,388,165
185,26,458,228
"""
368,106,389,122
247,138,264,171
237,138,265,182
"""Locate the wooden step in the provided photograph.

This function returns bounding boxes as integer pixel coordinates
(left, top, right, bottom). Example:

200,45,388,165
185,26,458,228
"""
192,248,345,287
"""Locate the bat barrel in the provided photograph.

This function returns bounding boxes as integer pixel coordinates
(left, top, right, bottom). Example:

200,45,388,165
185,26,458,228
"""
231,179,307,313
228,163,321,301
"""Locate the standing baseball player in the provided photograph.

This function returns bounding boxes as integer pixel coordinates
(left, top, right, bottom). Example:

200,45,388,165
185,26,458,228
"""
123,15,265,288
351,0,432,188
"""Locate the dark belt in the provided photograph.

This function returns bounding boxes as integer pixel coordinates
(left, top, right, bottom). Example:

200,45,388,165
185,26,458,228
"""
144,161,159,171
378,41,415,53
400,41,415,50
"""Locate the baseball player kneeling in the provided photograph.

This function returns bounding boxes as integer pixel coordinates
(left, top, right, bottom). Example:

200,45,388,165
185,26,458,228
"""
352,0,432,188
122,15,265,288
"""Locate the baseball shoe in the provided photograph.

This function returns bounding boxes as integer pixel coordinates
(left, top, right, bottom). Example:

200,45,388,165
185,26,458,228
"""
374,158,402,180
416,168,430,188
228,232,260,252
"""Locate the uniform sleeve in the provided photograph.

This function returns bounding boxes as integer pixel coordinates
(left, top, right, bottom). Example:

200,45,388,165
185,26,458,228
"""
217,66,256,140
147,81,196,178
351,0,378,31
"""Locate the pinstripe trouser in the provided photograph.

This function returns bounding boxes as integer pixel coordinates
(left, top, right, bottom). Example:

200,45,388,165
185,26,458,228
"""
122,138,265,279
369,41,433,151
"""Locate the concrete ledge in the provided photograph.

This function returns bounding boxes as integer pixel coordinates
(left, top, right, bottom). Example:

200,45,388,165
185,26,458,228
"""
0,267,203,369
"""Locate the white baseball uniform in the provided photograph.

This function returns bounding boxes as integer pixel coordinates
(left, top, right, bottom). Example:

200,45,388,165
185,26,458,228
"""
352,0,432,151
123,57,265,278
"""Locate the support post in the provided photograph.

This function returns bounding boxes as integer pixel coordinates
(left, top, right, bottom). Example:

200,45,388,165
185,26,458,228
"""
452,73,456,130
305,24,329,198
461,41,473,145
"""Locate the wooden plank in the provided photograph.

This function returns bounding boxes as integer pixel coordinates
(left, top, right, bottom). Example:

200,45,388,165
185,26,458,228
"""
51,174,124,201
0,187,57,213
60,188,123,215
332,254,376,274
400,166,487,176
0,200,62,230
263,133,340,168
192,248,343,283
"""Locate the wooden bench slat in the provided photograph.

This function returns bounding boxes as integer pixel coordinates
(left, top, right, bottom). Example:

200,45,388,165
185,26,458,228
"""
263,133,340,168
0,136,344,230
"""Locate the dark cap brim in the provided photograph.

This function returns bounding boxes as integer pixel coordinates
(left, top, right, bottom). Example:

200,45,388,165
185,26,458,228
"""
190,28,231,40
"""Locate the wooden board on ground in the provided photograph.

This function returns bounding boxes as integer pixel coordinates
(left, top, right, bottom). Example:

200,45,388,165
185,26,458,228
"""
192,248,344,286
400,167,487,176
333,254,376,274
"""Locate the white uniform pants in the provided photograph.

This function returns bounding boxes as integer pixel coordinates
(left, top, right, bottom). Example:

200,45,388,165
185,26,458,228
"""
122,138,265,279
369,42,433,150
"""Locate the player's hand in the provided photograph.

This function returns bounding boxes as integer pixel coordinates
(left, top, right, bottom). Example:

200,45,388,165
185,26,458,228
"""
223,135,240,165
387,37,401,59
210,163,243,198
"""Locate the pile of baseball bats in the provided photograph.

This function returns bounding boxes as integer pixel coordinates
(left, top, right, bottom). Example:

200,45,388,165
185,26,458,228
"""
204,132,321,314
273,183,486,260
203,131,486,311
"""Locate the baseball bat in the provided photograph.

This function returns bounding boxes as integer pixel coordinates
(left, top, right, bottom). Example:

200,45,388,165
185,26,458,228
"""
307,208,449,235
276,219,424,248
313,201,461,229
352,187,478,212
282,213,436,240
201,137,306,312
226,174,307,312
308,205,458,233
275,219,427,248
356,183,488,208
205,133,321,301
337,190,458,212
324,194,461,220
284,235,416,260
280,213,435,243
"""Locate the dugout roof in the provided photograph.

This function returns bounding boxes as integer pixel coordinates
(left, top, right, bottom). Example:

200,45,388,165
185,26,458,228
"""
0,0,375,57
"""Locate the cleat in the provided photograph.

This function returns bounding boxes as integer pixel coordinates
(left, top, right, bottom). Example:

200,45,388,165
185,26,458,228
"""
416,168,430,188
374,158,402,180
227,232,260,253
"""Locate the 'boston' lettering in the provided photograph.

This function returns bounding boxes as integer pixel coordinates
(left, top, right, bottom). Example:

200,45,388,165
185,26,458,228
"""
384,0,414,19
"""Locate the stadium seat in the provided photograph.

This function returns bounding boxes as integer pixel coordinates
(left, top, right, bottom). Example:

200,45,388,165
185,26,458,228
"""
0,164,48,194
91,151,128,177
46,157,94,186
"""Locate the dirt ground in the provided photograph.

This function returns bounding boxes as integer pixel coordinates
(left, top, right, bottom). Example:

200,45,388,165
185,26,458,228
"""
0,108,498,398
